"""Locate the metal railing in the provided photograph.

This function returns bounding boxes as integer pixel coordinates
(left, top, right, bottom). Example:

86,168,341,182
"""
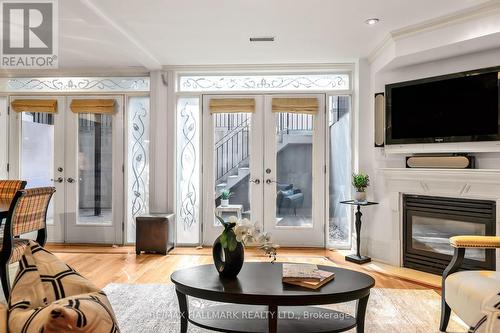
215,122,250,181
214,113,314,182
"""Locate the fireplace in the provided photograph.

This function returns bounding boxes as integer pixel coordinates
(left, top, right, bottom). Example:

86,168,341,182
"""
403,195,496,275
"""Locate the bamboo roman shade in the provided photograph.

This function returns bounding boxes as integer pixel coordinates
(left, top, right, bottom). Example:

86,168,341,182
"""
271,97,318,114
70,99,116,114
209,98,255,113
11,99,57,113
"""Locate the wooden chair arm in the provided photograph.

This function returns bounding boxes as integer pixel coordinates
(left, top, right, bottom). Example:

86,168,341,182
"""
450,236,500,249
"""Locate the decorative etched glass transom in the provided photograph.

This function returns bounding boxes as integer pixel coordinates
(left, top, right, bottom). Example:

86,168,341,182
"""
127,96,150,243
3,77,150,93
176,97,200,244
178,74,350,92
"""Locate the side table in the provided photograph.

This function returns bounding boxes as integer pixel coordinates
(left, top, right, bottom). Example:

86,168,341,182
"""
136,213,175,255
214,204,243,220
340,200,379,264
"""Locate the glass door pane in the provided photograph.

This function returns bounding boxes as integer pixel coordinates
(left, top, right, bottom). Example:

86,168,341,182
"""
21,112,55,223
202,96,264,245
275,113,313,227
328,96,352,248
214,112,252,224
77,113,113,224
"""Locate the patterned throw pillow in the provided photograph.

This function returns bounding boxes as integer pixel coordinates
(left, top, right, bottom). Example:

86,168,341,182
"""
8,241,120,333
474,291,500,333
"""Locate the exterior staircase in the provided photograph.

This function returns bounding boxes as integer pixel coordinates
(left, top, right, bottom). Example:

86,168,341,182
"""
214,113,314,197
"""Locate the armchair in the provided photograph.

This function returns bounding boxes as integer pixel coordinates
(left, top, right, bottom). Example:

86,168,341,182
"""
276,183,304,215
440,236,500,333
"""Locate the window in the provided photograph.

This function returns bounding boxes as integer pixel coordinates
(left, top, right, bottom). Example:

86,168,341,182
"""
126,96,150,243
328,95,352,248
178,74,350,92
176,97,201,244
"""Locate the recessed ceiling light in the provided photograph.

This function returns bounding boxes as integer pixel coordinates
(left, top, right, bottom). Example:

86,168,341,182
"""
365,18,380,25
249,37,275,42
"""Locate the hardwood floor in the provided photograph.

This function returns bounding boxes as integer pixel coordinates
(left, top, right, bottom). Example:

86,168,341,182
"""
46,244,441,292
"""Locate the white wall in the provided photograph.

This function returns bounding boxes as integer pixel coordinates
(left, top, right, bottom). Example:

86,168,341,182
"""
359,47,500,264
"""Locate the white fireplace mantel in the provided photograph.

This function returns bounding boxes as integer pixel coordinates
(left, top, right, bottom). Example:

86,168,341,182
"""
379,168,500,270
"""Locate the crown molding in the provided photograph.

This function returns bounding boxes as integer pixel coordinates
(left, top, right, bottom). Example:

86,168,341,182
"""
368,0,500,64
367,34,394,64
162,63,356,73
392,0,500,39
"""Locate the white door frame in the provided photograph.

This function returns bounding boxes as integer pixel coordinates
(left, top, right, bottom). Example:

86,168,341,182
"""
262,94,326,247
202,95,264,245
8,95,66,242
64,95,124,244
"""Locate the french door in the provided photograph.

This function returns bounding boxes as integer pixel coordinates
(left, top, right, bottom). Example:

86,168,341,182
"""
9,95,124,244
202,94,325,247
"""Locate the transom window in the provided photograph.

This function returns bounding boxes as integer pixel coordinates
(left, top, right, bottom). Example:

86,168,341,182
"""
177,73,350,92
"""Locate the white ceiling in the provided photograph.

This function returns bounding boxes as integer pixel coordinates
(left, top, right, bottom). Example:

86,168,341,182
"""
59,0,491,69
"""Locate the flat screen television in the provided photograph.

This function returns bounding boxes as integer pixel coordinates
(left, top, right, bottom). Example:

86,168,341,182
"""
385,67,500,145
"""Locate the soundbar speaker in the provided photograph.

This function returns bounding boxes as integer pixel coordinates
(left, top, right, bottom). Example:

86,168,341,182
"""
374,93,385,147
406,155,475,169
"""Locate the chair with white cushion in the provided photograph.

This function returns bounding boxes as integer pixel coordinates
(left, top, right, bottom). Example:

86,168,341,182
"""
440,236,500,333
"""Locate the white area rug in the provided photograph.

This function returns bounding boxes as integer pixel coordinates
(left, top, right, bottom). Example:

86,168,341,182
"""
103,283,468,333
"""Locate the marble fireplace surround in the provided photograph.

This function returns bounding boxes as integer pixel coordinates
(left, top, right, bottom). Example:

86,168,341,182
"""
381,168,500,271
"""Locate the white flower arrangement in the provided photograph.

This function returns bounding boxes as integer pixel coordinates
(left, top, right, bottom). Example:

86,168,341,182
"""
232,217,279,263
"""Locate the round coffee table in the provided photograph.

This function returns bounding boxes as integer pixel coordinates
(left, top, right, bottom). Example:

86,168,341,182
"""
171,262,375,333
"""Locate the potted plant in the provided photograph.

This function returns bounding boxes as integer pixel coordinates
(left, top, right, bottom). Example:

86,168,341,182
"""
220,189,232,207
352,173,370,203
213,216,279,278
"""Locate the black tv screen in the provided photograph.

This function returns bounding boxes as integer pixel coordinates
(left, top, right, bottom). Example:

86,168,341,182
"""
385,68,500,144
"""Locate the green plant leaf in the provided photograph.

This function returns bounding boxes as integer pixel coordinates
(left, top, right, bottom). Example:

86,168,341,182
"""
220,189,233,199
220,231,228,249
227,232,237,252
352,173,370,190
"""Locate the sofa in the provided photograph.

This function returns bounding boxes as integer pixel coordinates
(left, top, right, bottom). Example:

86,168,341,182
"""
1,241,120,333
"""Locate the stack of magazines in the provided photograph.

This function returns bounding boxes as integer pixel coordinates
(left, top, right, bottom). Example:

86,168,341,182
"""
282,263,335,289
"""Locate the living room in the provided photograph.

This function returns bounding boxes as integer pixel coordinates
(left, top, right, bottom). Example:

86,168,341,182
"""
0,0,499,332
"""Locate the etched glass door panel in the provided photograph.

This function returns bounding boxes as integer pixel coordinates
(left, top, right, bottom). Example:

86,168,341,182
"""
176,98,201,245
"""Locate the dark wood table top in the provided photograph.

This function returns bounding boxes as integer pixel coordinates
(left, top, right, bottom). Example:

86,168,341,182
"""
171,262,375,306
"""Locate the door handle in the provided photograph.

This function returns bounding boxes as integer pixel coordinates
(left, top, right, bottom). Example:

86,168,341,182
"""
67,177,75,183
51,177,64,183
249,179,261,185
